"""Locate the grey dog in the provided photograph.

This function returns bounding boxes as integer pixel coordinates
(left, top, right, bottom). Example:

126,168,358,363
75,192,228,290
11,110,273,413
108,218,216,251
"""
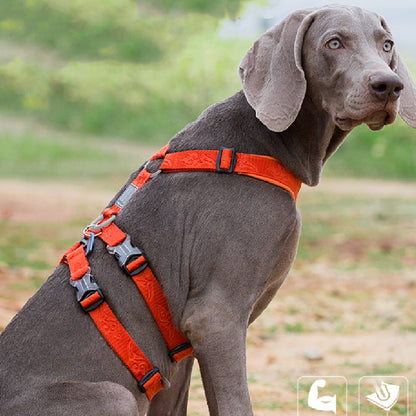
1,5,416,416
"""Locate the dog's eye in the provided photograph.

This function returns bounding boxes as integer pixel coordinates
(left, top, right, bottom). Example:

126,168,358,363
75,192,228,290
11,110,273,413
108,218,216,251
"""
383,40,393,52
326,39,342,50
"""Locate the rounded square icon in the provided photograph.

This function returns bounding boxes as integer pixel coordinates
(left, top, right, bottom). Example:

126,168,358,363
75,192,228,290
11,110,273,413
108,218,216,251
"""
359,376,409,415
297,376,348,416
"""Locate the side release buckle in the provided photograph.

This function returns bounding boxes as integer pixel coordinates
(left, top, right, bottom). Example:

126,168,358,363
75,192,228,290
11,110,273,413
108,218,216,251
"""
69,268,104,312
107,235,148,277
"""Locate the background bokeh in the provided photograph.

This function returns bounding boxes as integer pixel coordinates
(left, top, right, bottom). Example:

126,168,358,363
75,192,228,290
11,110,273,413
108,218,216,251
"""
0,1,415,414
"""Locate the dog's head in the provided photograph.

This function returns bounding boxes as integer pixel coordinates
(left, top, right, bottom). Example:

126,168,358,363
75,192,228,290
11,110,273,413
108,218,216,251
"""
239,5,416,133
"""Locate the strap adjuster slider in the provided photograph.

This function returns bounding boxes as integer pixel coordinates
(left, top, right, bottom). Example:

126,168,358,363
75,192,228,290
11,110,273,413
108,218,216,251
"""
216,147,237,173
138,368,161,394
107,235,148,277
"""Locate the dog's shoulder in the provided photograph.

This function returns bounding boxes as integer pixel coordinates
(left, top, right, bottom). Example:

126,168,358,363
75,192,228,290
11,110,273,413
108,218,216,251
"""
169,91,268,154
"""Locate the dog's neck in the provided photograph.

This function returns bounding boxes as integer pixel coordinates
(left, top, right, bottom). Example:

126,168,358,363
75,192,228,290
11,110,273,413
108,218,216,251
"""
172,90,350,187
265,95,350,186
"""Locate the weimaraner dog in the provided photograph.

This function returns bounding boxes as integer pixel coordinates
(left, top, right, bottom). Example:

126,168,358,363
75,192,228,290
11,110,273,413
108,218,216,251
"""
1,5,416,416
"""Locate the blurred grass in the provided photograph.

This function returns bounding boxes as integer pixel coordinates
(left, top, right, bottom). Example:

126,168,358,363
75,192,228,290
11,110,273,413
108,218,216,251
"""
0,220,55,270
0,131,153,179
0,0,164,63
0,0,413,181
147,0,243,17
0,134,115,179
0,0,251,145
325,120,416,180
0,34,249,144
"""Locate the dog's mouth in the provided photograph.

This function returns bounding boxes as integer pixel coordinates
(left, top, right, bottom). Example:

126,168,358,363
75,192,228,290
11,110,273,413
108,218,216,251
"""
334,117,360,131
365,111,392,131
335,109,396,132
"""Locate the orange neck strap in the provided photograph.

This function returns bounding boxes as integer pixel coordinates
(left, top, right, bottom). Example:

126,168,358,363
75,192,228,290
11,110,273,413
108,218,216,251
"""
157,146,301,201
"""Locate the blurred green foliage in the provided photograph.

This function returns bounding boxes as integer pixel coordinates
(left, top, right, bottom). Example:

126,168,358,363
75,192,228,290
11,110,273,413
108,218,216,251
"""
0,0,414,180
147,0,244,17
326,119,416,180
0,0,251,145
0,133,125,179
0,0,164,62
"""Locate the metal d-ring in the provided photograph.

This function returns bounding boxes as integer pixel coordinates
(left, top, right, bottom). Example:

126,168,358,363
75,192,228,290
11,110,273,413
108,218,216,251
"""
83,213,116,236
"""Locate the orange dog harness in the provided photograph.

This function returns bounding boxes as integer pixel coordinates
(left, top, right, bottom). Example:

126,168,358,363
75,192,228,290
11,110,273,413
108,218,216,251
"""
61,145,301,400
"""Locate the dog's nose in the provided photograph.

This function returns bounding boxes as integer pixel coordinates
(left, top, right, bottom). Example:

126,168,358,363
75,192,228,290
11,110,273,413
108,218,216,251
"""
369,73,404,102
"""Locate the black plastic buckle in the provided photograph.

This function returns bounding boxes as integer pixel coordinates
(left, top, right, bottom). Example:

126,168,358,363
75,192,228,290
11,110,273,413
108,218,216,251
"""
106,235,148,277
168,343,193,362
69,268,104,312
216,147,237,173
138,368,161,394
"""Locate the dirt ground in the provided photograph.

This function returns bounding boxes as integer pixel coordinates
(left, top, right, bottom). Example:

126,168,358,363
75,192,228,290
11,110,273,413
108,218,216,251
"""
1,178,415,415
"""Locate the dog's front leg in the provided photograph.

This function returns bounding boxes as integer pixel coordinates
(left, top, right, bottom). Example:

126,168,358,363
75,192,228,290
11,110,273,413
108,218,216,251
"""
182,297,253,416
147,356,194,416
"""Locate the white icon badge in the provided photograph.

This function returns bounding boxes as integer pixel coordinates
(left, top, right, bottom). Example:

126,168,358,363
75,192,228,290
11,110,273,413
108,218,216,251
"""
297,376,347,416
366,381,399,411
359,376,408,415
308,379,337,414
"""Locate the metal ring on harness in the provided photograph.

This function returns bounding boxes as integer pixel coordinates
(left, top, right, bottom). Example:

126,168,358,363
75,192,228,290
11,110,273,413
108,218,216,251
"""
83,214,116,236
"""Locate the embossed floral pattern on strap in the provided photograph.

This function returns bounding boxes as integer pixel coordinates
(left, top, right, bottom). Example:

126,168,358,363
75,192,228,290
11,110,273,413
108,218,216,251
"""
159,149,301,201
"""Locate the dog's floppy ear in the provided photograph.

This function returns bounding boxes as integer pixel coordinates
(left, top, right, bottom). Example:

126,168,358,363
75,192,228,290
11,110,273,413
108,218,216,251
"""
382,17,416,129
395,55,416,128
239,9,316,132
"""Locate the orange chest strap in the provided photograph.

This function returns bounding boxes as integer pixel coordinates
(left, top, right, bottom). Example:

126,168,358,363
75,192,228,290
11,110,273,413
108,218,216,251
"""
61,144,301,400
62,233,192,401
61,159,193,400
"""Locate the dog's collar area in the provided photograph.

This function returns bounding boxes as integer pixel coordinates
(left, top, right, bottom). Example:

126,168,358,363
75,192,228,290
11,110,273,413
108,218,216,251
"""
158,146,302,201
60,143,301,401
